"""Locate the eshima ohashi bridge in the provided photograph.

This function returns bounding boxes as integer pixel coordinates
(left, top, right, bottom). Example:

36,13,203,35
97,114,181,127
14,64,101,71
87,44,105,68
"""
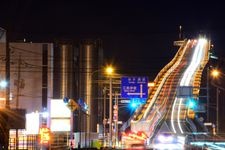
120,37,220,149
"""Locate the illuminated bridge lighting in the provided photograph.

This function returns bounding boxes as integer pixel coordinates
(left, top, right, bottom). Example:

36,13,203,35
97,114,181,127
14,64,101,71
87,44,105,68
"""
190,142,225,150
172,38,207,134
127,38,209,147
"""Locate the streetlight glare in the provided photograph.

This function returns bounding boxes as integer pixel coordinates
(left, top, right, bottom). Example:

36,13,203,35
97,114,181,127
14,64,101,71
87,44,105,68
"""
105,66,114,75
211,69,220,78
0,80,7,88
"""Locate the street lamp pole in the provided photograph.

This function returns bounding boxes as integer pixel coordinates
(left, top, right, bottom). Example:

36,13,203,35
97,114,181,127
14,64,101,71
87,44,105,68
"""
211,69,225,134
109,76,112,147
103,87,107,146
211,82,224,134
105,66,114,148
207,67,210,122
87,66,114,147
86,68,103,147
216,87,219,134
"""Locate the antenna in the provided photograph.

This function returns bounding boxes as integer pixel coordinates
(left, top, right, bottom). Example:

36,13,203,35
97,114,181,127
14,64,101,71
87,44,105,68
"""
179,25,182,39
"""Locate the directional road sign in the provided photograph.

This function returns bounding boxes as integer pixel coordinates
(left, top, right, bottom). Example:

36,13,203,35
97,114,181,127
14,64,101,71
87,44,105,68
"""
121,76,148,98
67,99,79,112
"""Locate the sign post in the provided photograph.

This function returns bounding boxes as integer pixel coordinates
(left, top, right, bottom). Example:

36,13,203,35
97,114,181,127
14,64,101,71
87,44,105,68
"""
64,98,79,150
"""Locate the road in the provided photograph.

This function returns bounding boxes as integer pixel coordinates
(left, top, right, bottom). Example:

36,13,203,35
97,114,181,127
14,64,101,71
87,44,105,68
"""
121,38,215,148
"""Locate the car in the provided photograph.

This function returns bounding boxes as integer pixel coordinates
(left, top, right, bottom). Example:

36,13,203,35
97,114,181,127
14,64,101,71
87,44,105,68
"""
152,132,186,149
154,132,177,144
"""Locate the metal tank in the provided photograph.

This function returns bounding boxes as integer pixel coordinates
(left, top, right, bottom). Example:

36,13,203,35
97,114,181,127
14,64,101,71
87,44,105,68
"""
60,44,75,98
79,39,103,134
53,40,103,147
53,43,76,99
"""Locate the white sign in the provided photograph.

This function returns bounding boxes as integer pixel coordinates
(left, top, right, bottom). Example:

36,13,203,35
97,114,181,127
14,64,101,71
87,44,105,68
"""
50,99,71,131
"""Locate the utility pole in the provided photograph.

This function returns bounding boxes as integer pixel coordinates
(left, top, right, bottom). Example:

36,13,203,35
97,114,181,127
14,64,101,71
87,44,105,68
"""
216,88,219,134
114,91,119,147
15,53,22,150
103,86,107,146
16,54,21,108
211,77,225,134
5,28,10,150
109,77,112,147
206,67,209,122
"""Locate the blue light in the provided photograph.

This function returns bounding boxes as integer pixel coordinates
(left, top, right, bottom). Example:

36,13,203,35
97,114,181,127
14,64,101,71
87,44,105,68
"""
129,98,143,109
0,80,7,88
188,101,195,108
186,98,197,109
84,103,88,110
131,102,138,108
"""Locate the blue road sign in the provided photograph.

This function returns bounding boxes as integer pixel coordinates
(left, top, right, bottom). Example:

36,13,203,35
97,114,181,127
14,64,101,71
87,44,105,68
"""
121,76,148,98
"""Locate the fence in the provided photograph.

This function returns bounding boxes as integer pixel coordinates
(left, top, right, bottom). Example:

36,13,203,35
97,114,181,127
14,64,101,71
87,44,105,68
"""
9,132,69,150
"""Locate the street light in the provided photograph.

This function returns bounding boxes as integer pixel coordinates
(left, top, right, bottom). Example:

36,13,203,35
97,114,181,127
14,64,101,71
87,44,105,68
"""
85,66,114,147
211,69,220,78
105,66,114,75
105,65,114,147
206,68,220,121
210,69,225,134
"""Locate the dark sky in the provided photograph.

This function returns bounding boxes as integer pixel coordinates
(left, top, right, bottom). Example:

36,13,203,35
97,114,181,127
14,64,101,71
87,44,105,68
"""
1,0,225,79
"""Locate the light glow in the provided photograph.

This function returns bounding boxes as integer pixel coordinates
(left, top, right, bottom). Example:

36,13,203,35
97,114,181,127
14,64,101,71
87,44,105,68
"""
190,142,225,150
105,66,114,75
171,97,178,133
153,143,184,149
148,82,155,87
173,38,207,134
211,69,220,78
0,80,7,88
177,98,184,134
42,111,49,118
158,135,173,143
39,127,51,144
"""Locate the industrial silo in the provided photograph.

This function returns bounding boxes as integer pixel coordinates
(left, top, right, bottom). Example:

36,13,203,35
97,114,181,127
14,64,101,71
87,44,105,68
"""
79,39,103,134
53,42,78,100
53,39,103,147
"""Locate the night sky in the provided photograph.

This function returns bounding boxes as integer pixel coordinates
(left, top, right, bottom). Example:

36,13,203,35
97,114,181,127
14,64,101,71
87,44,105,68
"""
1,0,225,79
